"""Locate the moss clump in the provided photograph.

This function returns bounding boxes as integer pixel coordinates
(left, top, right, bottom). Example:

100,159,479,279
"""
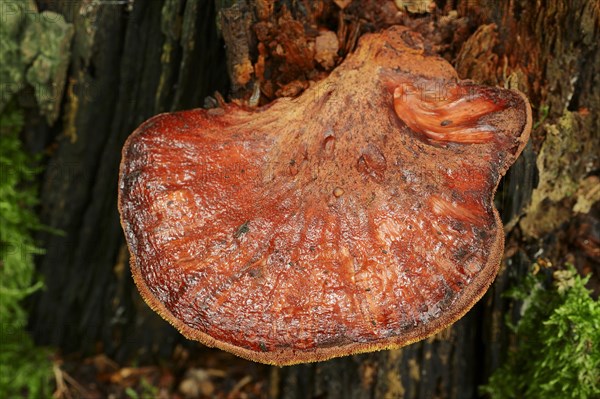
481,265,600,399
0,105,53,397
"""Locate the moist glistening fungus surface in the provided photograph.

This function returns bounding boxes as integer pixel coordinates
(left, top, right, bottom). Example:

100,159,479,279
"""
119,26,531,365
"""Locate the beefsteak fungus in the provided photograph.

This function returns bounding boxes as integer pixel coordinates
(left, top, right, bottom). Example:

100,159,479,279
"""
119,26,531,365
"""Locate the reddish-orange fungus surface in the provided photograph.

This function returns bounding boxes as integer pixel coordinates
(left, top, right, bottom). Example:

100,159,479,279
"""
118,26,531,365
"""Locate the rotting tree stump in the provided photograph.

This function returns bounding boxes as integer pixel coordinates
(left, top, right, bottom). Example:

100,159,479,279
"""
27,1,599,398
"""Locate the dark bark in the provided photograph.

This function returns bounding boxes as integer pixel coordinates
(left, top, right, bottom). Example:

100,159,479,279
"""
30,0,228,361
26,0,598,397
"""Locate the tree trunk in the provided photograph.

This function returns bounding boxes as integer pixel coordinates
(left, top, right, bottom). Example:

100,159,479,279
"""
30,0,229,361
27,0,598,397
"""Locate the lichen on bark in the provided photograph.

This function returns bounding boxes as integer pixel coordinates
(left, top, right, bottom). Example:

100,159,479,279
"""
520,111,599,238
0,0,73,124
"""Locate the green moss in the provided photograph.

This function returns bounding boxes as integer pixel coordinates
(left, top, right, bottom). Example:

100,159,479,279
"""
480,265,600,399
125,377,160,399
0,4,73,395
0,104,53,397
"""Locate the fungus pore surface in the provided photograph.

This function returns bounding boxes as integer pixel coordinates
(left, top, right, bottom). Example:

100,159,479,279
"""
119,26,531,365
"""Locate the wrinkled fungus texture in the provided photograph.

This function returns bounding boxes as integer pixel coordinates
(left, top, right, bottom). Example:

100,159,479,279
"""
119,26,531,365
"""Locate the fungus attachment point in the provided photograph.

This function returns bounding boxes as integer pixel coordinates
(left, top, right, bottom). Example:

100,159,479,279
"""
393,81,506,144
119,26,531,366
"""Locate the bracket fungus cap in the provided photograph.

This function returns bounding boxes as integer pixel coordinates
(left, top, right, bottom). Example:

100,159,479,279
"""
119,26,531,366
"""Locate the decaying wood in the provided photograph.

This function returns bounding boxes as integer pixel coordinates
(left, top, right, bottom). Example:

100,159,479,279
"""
26,0,598,397
30,0,228,360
